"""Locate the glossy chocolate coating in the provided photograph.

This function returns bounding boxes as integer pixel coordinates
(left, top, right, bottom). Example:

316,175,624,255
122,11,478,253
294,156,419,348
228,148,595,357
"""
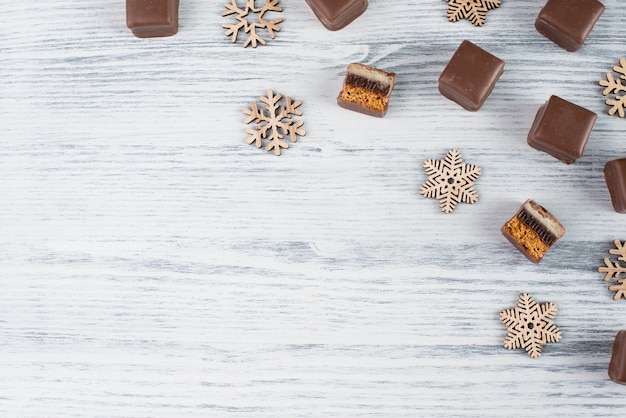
438,40,504,112
604,159,626,213
126,0,179,38
527,95,596,164
609,330,626,384
305,0,367,31
535,0,605,52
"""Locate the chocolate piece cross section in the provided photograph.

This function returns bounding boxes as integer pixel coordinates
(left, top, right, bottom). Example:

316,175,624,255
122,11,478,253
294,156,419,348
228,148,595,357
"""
337,63,396,118
126,0,180,38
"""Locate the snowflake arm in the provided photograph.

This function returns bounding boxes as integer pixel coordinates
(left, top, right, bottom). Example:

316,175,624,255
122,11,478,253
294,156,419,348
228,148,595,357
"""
609,280,626,301
606,95,626,118
613,58,626,80
222,0,248,17
599,258,626,282
599,73,626,96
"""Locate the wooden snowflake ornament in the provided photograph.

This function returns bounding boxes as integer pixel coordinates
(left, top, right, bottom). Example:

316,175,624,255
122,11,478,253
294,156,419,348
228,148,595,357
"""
599,58,626,118
598,240,626,300
243,89,305,156
444,0,501,27
499,293,562,359
420,149,481,213
222,0,283,48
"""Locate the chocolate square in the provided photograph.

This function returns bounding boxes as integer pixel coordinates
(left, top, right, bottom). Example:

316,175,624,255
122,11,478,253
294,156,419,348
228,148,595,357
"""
609,330,626,384
438,40,505,112
527,96,596,164
535,0,605,52
305,0,368,31
126,0,179,38
604,159,626,213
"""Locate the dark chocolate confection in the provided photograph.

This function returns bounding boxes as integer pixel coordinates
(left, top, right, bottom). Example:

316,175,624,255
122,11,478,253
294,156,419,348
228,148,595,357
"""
438,40,505,112
604,159,626,213
609,330,626,384
535,0,605,52
501,199,565,264
305,0,368,31
126,0,179,38
527,95,596,164
337,63,396,118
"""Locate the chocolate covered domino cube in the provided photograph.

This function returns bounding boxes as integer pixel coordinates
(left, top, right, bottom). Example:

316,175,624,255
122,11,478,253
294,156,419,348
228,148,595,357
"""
535,0,605,52
502,200,565,264
604,158,626,213
527,95,596,164
609,330,626,384
126,0,179,38
337,63,396,118
438,40,505,111
305,0,368,31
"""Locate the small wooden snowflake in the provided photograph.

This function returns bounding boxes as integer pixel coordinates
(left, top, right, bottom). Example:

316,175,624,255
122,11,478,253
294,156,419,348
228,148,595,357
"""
599,58,626,118
598,240,626,300
444,0,501,27
222,0,283,48
420,149,481,214
499,293,562,359
243,89,305,156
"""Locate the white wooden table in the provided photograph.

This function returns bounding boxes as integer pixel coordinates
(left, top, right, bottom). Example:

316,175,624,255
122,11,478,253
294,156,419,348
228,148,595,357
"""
2,1,626,416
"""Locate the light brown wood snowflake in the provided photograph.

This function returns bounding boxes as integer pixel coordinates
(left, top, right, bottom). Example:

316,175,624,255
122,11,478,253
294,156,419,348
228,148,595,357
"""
599,58,626,118
499,293,562,359
420,149,481,214
444,0,501,27
598,240,626,300
222,0,283,48
243,89,305,156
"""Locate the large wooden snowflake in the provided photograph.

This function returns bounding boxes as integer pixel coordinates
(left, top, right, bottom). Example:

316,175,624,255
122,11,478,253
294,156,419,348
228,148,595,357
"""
222,0,283,48
420,149,481,214
499,293,562,359
444,0,501,27
598,240,626,300
243,89,305,156
599,58,626,118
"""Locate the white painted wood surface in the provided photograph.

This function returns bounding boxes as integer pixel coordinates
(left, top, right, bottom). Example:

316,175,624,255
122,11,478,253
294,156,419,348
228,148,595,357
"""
2,0,626,415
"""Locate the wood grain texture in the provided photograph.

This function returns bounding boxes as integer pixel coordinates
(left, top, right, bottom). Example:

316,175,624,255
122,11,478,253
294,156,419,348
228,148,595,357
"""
1,0,626,416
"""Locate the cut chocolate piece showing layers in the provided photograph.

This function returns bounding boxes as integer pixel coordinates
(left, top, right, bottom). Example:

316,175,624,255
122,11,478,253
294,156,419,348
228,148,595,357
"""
337,63,396,118
305,0,368,31
502,200,565,264
535,0,605,52
127,0,180,38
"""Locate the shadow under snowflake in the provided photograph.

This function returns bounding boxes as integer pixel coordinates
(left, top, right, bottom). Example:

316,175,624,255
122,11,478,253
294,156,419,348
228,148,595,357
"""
243,89,305,156
222,0,283,48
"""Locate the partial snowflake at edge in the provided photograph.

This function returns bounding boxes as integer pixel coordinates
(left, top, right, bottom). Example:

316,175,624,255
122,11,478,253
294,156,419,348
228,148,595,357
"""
243,89,306,156
599,58,626,118
222,0,283,48
444,0,501,27
598,240,626,300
